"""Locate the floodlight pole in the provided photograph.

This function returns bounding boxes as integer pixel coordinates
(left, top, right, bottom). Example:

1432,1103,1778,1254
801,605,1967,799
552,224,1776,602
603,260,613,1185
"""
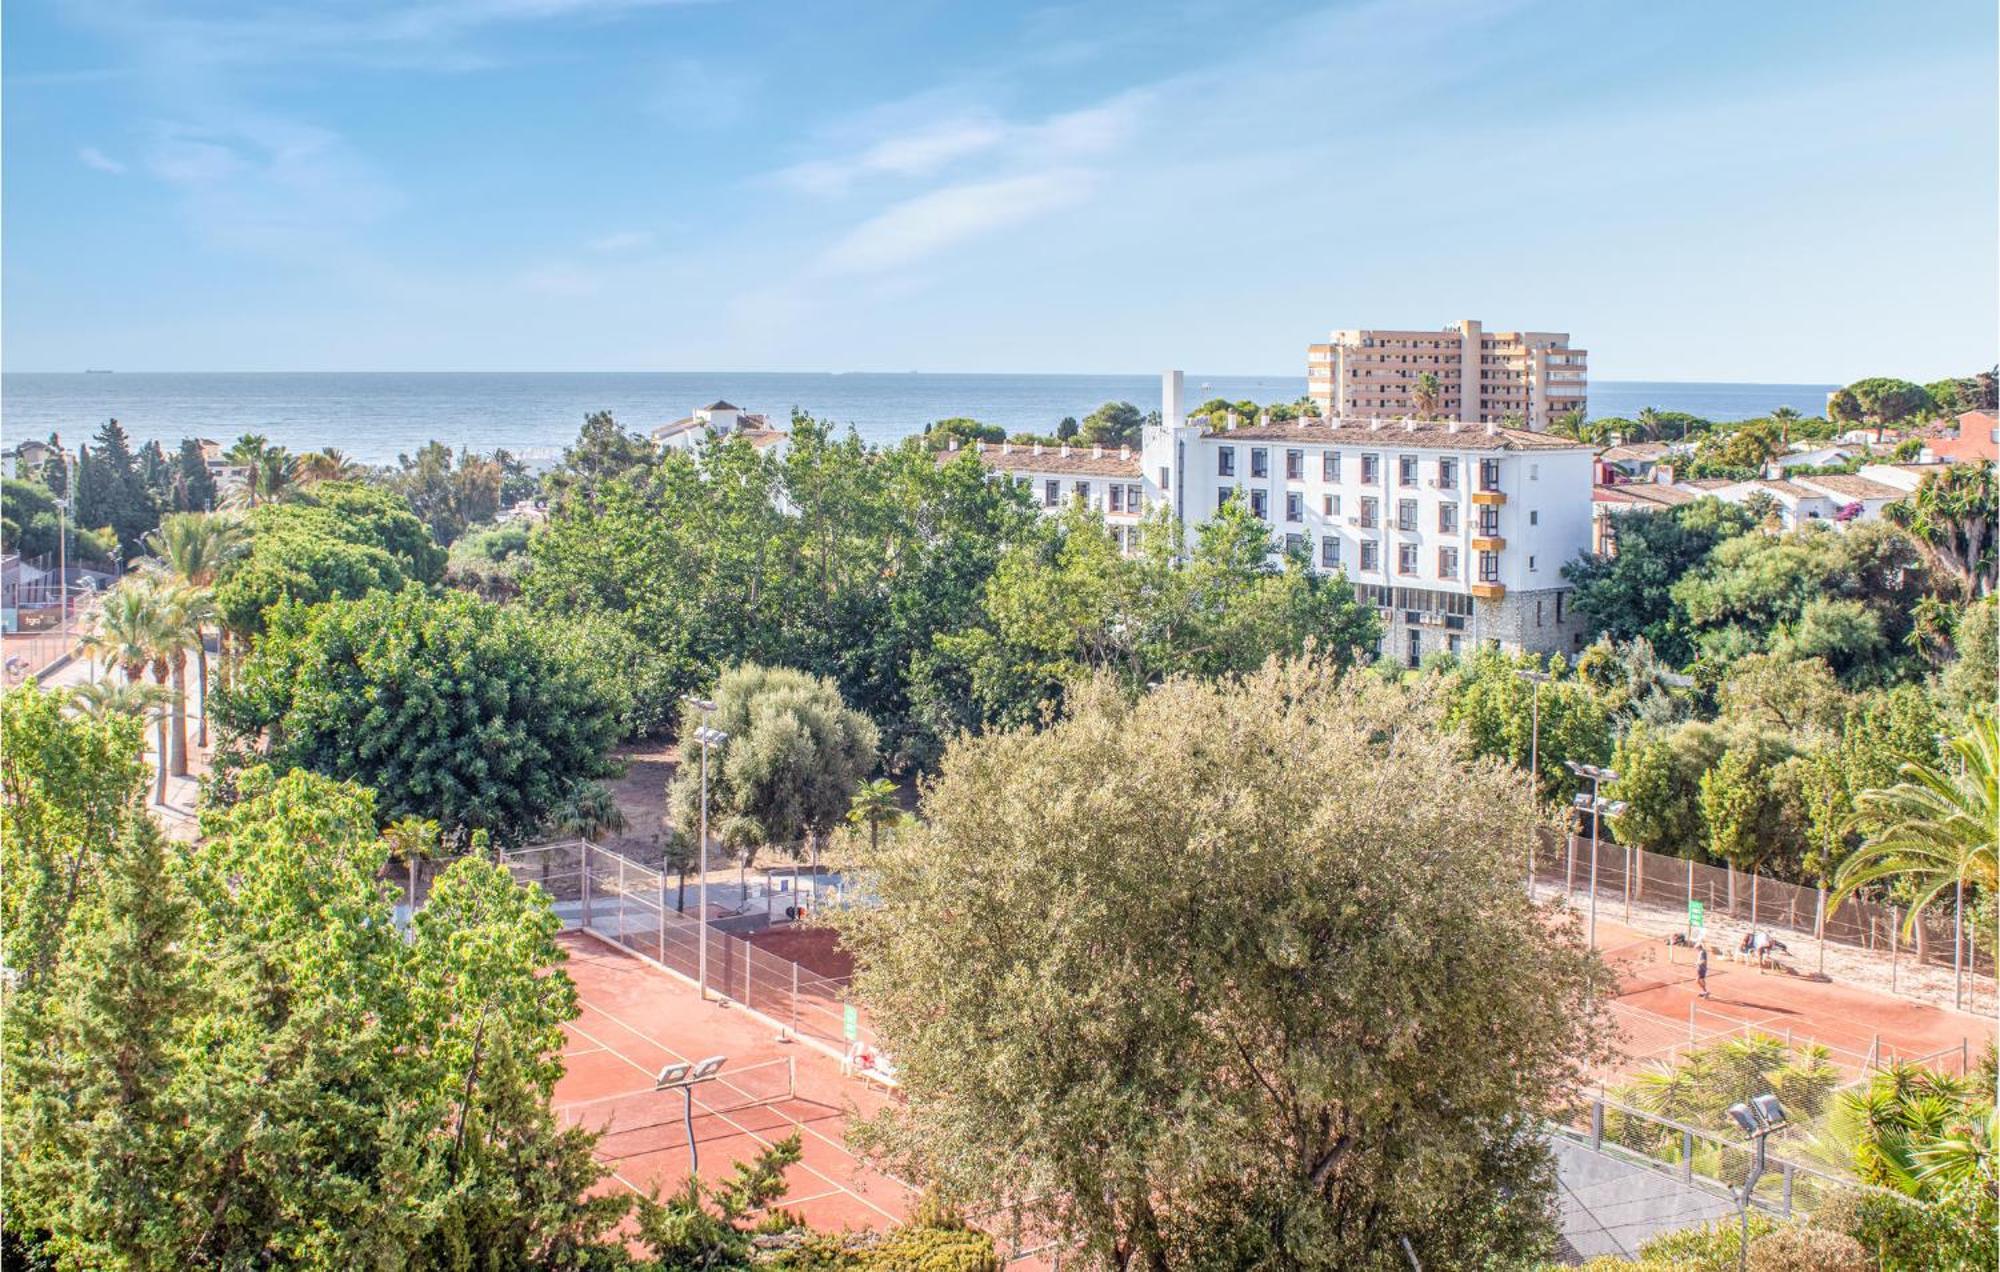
1568,762,1621,951
681,1082,698,1177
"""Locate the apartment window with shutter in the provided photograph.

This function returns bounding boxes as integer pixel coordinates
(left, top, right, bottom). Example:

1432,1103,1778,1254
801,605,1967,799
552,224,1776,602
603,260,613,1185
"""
1109,485,1123,512
1438,547,1459,579
1397,499,1417,531
1321,536,1340,568
1285,533,1304,553
1251,448,1269,478
1128,484,1141,510
1219,447,1236,477
1480,458,1501,491
1360,497,1379,528
1286,449,1303,480
1286,492,1303,522
1397,543,1418,575
1439,503,1458,533
1438,458,1457,489
1398,455,1417,486
1250,490,1269,521
1043,480,1058,507
1159,465,1170,491
1361,453,1379,483
1361,541,1379,572
1076,482,1091,505
1322,451,1339,481
1324,493,1341,517
1479,552,1501,583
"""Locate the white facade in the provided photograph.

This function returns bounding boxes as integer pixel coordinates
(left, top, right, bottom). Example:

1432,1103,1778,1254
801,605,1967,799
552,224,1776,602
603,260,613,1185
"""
652,401,790,461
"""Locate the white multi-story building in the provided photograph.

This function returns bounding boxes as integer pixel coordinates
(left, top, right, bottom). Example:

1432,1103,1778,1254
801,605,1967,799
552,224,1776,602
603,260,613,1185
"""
652,400,790,460
956,371,1598,660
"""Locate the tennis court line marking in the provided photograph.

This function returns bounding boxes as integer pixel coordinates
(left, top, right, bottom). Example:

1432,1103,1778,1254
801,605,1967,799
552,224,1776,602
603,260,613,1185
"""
561,1012,904,1225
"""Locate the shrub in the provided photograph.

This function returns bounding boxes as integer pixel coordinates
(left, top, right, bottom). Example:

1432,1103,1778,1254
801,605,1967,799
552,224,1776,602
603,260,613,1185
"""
860,1227,997,1272
1747,1223,1868,1272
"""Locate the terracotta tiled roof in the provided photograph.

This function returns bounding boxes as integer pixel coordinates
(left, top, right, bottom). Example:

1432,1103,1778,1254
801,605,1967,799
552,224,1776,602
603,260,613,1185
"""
1594,482,1699,508
947,443,1142,478
1793,474,1908,500
736,428,789,450
1198,417,1588,452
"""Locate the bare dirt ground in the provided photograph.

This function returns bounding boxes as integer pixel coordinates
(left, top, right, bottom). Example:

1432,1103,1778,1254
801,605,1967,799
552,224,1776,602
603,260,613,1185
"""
602,741,678,866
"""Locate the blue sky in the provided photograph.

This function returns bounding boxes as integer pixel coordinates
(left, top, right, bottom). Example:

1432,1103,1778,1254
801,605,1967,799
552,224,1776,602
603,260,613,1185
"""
4,0,1994,379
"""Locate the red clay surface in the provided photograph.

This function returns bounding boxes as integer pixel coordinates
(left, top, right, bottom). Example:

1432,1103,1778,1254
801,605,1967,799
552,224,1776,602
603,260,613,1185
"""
553,930,915,1232
1593,917,1992,1082
746,924,854,982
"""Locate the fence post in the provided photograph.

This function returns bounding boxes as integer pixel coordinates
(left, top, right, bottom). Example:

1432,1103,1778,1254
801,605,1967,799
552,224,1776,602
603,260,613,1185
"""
1686,858,1694,937
1890,906,1899,995
580,840,593,931
1565,835,1575,895
745,940,753,1007
1815,886,1826,977
1682,1130,1694,1183
1590,1099,1604,1153
791,961,800,1036
1780,1165,1793,1217
1953,880,1965,1013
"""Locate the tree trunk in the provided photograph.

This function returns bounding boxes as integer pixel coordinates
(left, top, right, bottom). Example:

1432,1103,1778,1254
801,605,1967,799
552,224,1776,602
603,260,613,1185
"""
151,663,170,804
195,635,211,748
169,652,189,777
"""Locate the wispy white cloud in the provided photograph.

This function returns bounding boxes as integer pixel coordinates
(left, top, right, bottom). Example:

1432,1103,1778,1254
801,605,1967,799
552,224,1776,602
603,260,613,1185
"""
817,171,1087,275
78,146,128,174
145,118,402,258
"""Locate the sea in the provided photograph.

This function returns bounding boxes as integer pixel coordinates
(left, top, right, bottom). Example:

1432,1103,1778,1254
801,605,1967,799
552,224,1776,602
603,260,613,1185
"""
0,373,1838,469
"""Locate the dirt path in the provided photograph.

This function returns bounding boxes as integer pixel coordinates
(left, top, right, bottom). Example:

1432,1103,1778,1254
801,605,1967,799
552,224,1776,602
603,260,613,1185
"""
603,741,679,866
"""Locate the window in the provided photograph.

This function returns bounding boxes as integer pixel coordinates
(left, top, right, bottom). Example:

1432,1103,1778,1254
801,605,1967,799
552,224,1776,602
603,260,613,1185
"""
1218,487,1234,512
1286,492,1303,523
1530,463,1539,480
1043,480,1059,507
1109,485,1124,512
1250,489,1269,521
1397,499,1418,532
1286,449,1304,480
1076,481,1091,504
1529,510,1539,526
1361,453,1380,483
1251,448,1269,479
1536,599,1545,626
1321,536,1340,568
1478,551,1500,583
1322,451,1339,481
1360,541,1380,572
1479,458,1501,491
1219,447,1236,477
1439,503,1458,533
1407,629,1422,669
1285,532,1305,553
1439,547,1459,579
1359,496,1379,528
1158,465,1170,492
1398,543,1418,575
1448,633,1463,656
1478,507,1501,536
1398,455,1418,486
1555,592,1565,622
1127,484,1141,511
1528,554,1537,571
1438,458,1457,490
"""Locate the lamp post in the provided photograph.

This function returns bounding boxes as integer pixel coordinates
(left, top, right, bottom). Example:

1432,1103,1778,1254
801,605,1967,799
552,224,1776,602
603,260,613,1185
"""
1516,668,1552,897
1726,1094,1789,1272
683,694,724,1002
1567,761,1625,949
655,1055,728,1177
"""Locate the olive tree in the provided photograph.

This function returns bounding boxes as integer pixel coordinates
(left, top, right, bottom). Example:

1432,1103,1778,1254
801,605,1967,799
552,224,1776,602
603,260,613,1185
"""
833,662,1609,1270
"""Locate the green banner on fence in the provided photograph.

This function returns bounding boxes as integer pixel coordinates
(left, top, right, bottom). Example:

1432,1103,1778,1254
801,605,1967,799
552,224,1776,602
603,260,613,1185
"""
843,1005,859,1041
1688,899,1705,929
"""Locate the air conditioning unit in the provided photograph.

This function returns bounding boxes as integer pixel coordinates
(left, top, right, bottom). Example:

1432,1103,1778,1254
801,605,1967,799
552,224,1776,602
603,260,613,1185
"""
1346,516,1361,526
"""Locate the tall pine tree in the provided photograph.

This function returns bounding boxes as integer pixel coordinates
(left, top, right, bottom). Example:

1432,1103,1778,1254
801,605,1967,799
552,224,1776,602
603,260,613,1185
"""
173,440,217,513
80,420,159,559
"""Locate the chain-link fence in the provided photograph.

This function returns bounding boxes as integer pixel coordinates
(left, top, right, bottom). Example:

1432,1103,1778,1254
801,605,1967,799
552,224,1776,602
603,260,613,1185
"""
1531,830,1997,1016
503,839,879,1066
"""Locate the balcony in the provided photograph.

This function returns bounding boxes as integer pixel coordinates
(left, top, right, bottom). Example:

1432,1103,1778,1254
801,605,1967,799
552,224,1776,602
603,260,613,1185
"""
1471,490,1507,506
1470,581,1506,600
1470,535,1505,552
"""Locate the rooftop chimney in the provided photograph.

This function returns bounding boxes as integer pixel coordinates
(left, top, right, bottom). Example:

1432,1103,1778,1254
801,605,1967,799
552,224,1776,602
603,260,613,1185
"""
1485,422,1500,436
1092,444,1103,458
1119,444,1131,460
1446,422,1461,434
1060,443,1071,458
948,436,960,451
1654,464,1675,485
1226,410,1238,430
1001,441,1012,455
1258,410,1270,428
1032,442,1042,456
1162,370,1185,432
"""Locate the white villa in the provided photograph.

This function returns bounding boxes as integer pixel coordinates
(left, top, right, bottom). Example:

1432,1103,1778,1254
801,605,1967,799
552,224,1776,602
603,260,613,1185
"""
651,401,790,460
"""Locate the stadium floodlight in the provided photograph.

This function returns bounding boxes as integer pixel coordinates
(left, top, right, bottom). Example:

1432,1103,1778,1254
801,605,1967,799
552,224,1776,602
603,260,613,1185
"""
655,1062,691,1088
1751,1094,1786,1128
688,725,731,999
682,695,718,713
1729,1091,1792,1272
694,726,730,747
692,1056,727,1080
1567,764,1622,949
1726,1102,1759,1136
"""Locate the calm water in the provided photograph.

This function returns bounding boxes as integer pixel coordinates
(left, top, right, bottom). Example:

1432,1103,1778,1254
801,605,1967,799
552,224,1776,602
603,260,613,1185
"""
2,373,1837,467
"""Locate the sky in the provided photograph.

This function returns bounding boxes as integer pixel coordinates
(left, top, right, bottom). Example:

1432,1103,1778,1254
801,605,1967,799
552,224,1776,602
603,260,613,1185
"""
3,0,1995,380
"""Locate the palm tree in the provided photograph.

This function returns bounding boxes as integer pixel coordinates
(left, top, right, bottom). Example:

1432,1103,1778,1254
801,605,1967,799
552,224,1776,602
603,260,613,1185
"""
141,511,246,748
83,578,178,801
1832,712,1997,975
136,582,200,785
1412,372,1441,421
846,777,903,854
1635,406,1664,441
297,448,363,485
65,678,174,724
1770,406,1801,445
383,816,441,915
549,782,627,841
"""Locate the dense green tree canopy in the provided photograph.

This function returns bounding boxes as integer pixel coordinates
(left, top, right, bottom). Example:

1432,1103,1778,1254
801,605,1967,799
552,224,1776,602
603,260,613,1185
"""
1562,499,1754,664
834,664,1607,1269
216,587,619,838
212,480,445,635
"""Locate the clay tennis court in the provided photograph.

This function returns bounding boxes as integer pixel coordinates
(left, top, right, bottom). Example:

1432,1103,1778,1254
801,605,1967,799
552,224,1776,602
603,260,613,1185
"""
1591,916,1988,1083
553,930,917,1230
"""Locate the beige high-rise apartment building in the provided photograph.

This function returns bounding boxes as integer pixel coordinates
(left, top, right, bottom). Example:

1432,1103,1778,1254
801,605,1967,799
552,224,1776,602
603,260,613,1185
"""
1307,319,1587,432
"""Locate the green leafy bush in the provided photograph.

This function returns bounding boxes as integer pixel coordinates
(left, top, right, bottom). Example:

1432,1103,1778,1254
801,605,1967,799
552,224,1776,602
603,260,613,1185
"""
1746,1223,1868,1272
860,1227,997,1272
